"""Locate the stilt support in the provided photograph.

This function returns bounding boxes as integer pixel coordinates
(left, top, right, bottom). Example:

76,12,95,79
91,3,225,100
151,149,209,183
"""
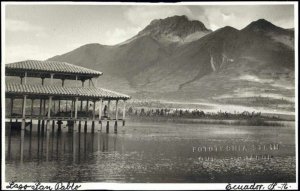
114,120,118,133
106,121,109,133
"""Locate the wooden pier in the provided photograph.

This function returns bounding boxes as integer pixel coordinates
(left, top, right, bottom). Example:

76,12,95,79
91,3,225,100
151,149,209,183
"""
5,60,130,133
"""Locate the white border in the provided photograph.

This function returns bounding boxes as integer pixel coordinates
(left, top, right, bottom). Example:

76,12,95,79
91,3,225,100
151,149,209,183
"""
1,1,298,190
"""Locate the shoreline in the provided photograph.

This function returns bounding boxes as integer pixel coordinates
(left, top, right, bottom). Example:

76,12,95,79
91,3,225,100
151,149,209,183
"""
128,116,294,126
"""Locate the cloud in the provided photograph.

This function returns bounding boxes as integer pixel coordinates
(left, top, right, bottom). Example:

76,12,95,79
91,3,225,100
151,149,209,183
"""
6,19,49,38
124,6,198,29
202,5,294,30
6,19,44,32
5,44,53,63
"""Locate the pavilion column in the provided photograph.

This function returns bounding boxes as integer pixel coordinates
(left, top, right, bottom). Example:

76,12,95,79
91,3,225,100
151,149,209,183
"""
71,100,73,118
74,97,78,132
65,100,68,112
107,100,111,119
41,78,45,131
123,100,126,126
115,100,119,120
30,99,34,131
75,98,78,119
10,98,14,123
38,97,42,127
106,100,110,133
21,95,27,130
49,74,55,131
24,71,27,84
73,97,79,163
84,99,88,133
52,100,55,131
98,99,103,131
79,80,85,131
50,73,54,85
59,79,65,113
92,100,96,133
46,96,52,131
114,100,119,133
42,99,46,131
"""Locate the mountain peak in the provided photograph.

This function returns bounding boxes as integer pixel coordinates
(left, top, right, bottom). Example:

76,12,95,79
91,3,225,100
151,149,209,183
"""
242,18,282,33
137,15,211,43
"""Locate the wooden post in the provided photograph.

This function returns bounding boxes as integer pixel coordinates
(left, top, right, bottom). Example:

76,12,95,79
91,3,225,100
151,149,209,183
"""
106,121,109,133
115,100,119,120
59,79,64,112
75,97,78,119
50,73,54,85
10,98,14,123
30,99,34,131
38,98,42,127
53,100,56,114
92,100,96,121
24,72,27,84
79,80,84,130
71,100,73,118
21,95,27,130
74,97,78,132
123,100,126,126
114,100,119,133
85,99,88,133
99,99,103,121
46,96,52,131
53,100,56,131
75,75,78,87
47,97,52,118
20,77,23,84
31,99,34,118
43,99,46,116
92,100,96,133
42,99,46,130
107,100,111,119
22,96,27,119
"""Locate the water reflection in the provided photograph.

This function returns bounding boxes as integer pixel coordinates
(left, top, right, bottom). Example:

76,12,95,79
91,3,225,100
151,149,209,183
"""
5,121,296,183
6,121,118,164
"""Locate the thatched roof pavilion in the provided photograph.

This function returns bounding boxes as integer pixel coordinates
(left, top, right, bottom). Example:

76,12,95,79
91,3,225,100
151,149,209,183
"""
5,60,130,133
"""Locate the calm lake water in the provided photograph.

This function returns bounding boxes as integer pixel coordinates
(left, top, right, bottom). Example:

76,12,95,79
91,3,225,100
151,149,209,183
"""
5,120,295,183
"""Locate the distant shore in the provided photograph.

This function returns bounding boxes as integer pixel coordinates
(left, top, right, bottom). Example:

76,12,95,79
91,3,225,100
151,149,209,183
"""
128,115,294,126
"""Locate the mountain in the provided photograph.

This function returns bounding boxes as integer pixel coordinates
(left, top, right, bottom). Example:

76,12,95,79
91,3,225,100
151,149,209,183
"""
47,16,294,111
132,15,212,44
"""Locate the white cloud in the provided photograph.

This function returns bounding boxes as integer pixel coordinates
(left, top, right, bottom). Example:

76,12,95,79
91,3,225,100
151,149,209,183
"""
5,44,53,63
124,6,196,29
6,19,44,32
202,5,294,30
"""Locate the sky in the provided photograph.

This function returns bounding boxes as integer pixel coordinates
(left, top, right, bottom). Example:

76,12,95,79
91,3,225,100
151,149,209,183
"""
3,3,295,63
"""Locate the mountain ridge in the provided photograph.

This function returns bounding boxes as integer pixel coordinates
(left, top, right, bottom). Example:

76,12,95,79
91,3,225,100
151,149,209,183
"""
47,16,294,105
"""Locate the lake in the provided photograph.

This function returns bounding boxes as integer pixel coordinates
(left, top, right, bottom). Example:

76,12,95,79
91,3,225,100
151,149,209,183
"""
5,120,296,183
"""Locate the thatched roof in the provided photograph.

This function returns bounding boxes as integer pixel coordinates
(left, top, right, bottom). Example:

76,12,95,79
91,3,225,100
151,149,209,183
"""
5,60,103,80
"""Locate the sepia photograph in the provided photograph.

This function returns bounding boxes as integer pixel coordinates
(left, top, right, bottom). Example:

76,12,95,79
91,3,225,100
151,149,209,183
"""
1,1,298,190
